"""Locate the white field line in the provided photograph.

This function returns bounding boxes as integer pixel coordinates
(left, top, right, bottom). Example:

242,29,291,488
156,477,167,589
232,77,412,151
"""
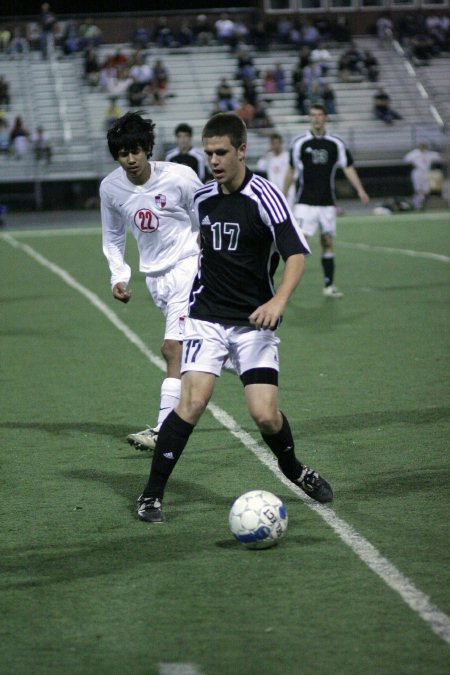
3,231,450,646
338,240,450,263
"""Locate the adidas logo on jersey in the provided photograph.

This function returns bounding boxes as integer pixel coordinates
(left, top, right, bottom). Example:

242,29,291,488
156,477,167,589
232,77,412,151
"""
201,215,211,225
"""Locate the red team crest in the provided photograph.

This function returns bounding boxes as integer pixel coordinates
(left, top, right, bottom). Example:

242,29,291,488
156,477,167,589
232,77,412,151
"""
155,194,166,208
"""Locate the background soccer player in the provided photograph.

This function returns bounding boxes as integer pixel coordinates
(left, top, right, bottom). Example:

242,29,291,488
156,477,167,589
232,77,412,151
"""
100,111,203,451
284,104,369,298
165,122,209,183
137,112,333,523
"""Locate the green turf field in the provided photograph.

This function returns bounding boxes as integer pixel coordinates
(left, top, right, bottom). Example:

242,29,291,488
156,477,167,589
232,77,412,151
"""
1,211,449,675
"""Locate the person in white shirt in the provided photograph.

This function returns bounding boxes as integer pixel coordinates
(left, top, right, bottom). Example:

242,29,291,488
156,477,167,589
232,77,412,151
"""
404,142,441,210
100,112,203,451
257,133,295,209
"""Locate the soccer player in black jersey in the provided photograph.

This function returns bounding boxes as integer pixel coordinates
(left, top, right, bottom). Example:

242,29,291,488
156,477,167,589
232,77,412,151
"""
165,123,208,182
284,104,369,298
137,112,333,523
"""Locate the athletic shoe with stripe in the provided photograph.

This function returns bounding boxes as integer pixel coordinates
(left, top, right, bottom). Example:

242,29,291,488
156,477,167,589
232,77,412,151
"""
127,426,158,451
323,285,343,299
294,465,333,503
137,495,165,522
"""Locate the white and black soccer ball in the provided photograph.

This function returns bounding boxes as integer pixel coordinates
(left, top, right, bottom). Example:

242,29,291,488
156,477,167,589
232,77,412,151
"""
229,490,288,550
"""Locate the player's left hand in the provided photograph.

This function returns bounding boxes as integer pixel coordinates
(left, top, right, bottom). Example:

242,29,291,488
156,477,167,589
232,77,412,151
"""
249,300,283,330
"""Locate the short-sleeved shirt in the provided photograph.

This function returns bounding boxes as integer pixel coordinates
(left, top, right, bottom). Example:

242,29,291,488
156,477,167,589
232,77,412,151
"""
289,130,353,206
189,167,310,328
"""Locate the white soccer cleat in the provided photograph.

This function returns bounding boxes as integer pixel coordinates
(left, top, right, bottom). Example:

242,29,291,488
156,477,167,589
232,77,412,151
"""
127,427,158,451
323,285,344,299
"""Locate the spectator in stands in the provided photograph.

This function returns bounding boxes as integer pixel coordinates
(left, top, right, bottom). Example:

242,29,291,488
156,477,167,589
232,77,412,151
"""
131,20,150,50
310,41,332,77
84,46,101,87
0,75,10,106
9,115,29,159
39,2,57,59
294,80,308,115
250,19,270,52
79,17,102,49
152,59,170,103
242,75,258,107
235,97,256,126
153,16,174,48
262,70,278,95
104,97,123,130
251,100,274,131
176,20,194,47
323,83,337,115
338,42,364,82
129,52,153,86
192,14,213,46
301,21,321,49
376,14,393,46
0,26,11,54
104,65,133,98
373,87,403,124
363,50,379,82
32,126,52,163
332,15,352,43
273,63,286,93
165,123,208,182
214,13,236,49
404,141,441,210
8,26,29,57
0,117,9,154
409,30,435,66
62,20,81,55
214,77,238,113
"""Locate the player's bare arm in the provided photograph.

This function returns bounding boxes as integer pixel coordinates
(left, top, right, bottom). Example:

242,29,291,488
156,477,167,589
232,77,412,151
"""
343,166,370,204
112,282,132,303
283,165,295,196
249,254,305,329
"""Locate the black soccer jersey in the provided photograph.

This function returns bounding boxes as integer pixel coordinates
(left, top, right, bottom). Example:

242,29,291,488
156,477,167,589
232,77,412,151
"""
190,168,310,327
289,131,354,206
165,146,208,182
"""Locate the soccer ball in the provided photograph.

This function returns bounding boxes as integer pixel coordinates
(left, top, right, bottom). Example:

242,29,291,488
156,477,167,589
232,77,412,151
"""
229,490,288,550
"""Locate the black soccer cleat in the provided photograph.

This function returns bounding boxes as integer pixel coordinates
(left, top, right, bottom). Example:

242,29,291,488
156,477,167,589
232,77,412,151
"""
137,495,165,522
294,465,333,503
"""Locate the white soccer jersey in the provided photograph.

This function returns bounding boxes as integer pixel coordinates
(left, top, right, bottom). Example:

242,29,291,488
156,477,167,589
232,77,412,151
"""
100,161,202,287
404,148,440,174
257,150,290,191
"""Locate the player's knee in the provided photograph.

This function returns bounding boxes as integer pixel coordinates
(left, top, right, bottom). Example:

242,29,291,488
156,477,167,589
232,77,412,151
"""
177,394,208,425
249,408,279,435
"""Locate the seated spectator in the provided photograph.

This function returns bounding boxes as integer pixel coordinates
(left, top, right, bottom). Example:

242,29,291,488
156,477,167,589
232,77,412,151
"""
8,26,29,57
214,77,238,112
192,14,213,46
104,65,133,98
0,117,9,153
235,97,256,126
323,83,337,115
338,42,365,82
84,46,101,87
131,20,150,50
310,41,332,77
273,63,286,93
153,16,173,48
301,21,320,49
376,14,393,45
409,31,435,65
363,50,379,82
262,70,278,95
0,75,10,106
176,20,194,47
242,75,258,107
62,20,81,55
0,26,11,54
152,59,170,102
294,80,308,115
32,126,52,163
373,87,403,124
104,97,123,130
215,13,236,48
79,17,102,48
251,100,274,130
9,115,29,159
129,52,153,85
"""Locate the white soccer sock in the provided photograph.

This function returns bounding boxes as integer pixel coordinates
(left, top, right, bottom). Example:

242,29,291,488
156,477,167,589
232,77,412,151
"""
155,377,181,430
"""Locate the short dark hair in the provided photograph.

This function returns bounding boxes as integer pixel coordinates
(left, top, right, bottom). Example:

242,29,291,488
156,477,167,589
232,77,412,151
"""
107,111,156,160
202,112,247,149
309,104,327,116
175,123,193,136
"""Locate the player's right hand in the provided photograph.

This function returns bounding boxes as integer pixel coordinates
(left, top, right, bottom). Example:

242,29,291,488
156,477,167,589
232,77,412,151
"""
112,282,132,303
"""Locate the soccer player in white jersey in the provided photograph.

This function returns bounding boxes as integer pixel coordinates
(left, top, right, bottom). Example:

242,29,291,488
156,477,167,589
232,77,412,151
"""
404,142,441,211
136,112,333,523
256,133,295,208
100,112,203,451
284,104,369,299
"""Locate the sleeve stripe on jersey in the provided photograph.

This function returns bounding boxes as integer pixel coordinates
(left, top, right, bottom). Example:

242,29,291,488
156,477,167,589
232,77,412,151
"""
193,182,216,204
251,175,289,223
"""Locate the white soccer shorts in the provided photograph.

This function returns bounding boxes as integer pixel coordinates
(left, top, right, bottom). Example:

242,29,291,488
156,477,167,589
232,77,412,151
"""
145,255,198,341
293,204,337,237
181,317,280,377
